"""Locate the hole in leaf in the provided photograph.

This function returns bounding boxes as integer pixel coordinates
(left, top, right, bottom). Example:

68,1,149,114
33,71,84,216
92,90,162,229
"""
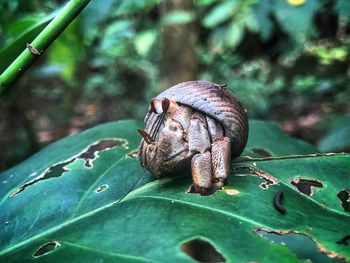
9,160,74,198
33,241,61,258
251,148,272,157
337,189,350,212
336,235,350,246
290,178,323,196
95,184,109,193
233,166,278,189
10,138,125,198
181,238,226,262
79,139,122,168
255,228,346,262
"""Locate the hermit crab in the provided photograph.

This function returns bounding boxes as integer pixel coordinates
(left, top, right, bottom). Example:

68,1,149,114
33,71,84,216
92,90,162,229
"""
138,80,248,195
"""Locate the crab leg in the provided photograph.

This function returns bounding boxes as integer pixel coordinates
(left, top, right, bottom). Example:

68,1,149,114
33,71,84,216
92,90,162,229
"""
206,116,231,189
211,136,231,188
188,112,211,154
191,152,213,195
188,112,214,195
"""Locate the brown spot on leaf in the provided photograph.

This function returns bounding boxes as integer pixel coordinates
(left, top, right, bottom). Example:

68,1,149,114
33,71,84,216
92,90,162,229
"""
254,228,347,262
251,148,272,157
10,138,126,198
181,238,226,262
95,184,109,193
290,178,323,196
233,166,279,189
337,189,350,212
33,241,61,258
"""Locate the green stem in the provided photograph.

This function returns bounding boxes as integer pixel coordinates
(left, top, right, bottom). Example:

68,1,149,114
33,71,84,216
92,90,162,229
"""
0,0,90,95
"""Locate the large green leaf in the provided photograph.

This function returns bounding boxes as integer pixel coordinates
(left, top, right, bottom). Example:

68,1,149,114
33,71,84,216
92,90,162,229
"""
1,120,349,262
203,1,239,28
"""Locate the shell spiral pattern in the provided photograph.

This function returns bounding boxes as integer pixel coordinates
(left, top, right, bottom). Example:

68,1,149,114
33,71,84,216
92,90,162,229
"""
145,80,249,157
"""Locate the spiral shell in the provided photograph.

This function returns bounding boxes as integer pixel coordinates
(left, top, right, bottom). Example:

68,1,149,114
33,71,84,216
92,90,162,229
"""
145,80,248,157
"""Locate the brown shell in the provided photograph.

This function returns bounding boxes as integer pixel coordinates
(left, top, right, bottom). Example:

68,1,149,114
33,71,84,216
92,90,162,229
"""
145,80,249,157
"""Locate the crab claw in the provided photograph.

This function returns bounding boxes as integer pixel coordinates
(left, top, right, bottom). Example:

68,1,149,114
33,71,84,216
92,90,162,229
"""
137,129,154,144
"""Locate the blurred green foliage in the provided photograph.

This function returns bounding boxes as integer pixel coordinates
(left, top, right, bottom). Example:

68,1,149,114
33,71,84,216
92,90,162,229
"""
0,0,350,169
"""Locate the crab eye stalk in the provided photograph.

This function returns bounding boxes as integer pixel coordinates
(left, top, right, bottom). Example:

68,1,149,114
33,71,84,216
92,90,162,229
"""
161,98,170,113
150,99,163,114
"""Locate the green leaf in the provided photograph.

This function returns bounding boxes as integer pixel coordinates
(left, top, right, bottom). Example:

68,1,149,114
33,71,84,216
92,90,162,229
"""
116,0,160,15
243,120,317,158
1,120,349,262
318,115,350,152
4,16,43,39
47,20,83,81
252,0,274,40
196,0,217,6
335,0,350,22
242,9,259,33
225,20,244,48
203,0,239,28
134,30,157,56
99,20,135,57
80,0,121,35
161,11,194,25
272,0,319,44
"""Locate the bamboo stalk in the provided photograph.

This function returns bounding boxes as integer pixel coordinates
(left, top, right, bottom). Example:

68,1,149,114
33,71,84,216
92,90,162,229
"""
0,0,90,95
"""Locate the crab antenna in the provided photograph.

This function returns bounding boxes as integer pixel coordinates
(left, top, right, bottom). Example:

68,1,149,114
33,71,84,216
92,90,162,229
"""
137,108,166,150
116,155,156,205
150,99,163,114
150,98,170,140
125,99,170,204
151,112,165,141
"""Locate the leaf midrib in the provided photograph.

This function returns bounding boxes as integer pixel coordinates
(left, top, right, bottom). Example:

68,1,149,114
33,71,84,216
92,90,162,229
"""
60,240,159,262
0,178,267,256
